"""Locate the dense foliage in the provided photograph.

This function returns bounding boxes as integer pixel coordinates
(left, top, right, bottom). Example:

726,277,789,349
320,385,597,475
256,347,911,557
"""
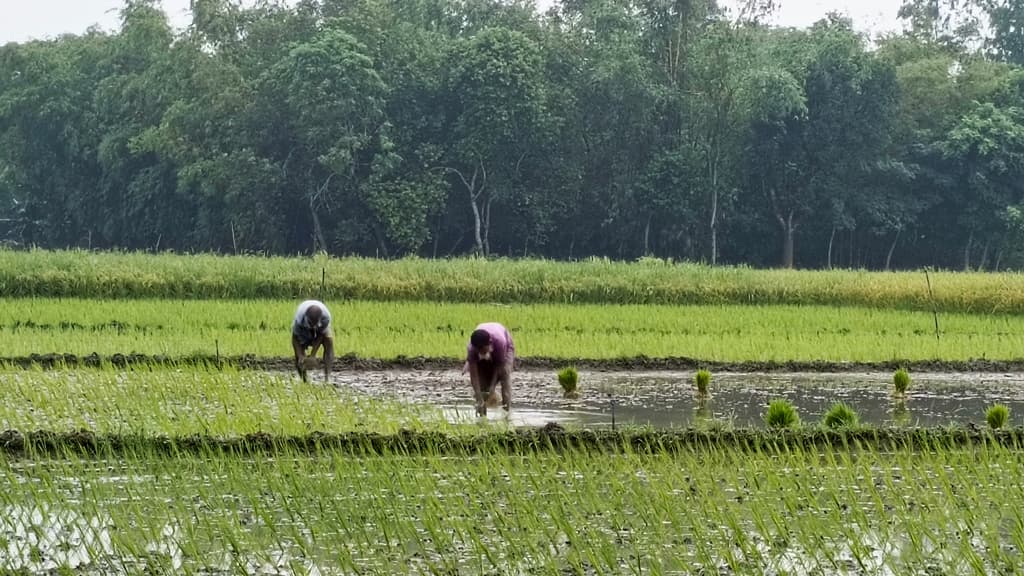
3,0,1024,270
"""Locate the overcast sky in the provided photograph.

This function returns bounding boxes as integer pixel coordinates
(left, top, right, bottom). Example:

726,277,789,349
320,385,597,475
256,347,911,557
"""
0,0,904,45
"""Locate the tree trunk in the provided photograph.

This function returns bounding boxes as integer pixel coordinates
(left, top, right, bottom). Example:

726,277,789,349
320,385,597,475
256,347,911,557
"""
374,224,389,259
482,195,493,257
432,214,440,259
309,202,326,254
884,229,901,271
446,164,486,256
848,228,854,268
776,209,796,269
308,174,334,255
782,225,794,269
469,193,483,256
963,230,974,271
978,238,990,271
709,151,719,266
827,226,836,270
643,213,652,256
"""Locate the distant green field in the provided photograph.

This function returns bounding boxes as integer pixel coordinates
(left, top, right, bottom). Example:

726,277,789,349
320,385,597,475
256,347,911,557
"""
1,298,1022,362
3,248,1024,312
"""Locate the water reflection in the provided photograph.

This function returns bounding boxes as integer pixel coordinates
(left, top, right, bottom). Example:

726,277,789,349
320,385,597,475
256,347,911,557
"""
331,369,1024,429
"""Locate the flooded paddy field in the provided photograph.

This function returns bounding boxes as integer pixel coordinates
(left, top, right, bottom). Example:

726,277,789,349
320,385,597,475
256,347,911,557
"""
2,446,1024,575
331,369,1024,429
3,366,1024,574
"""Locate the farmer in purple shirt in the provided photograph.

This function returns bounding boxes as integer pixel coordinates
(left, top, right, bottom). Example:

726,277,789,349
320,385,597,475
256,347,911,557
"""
465,322,515,417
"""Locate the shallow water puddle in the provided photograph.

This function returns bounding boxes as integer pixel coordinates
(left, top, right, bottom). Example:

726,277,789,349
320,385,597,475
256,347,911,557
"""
329,369,1024,429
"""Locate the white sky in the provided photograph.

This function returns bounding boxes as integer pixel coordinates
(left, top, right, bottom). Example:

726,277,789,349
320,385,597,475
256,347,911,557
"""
0,0,904,45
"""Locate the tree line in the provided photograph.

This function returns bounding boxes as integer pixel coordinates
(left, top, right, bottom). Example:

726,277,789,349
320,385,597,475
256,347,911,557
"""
2,0,1024,270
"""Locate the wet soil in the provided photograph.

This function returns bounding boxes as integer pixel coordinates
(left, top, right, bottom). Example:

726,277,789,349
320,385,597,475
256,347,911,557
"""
1,425,1022,458
332,369,1024,429
5,352,1024,373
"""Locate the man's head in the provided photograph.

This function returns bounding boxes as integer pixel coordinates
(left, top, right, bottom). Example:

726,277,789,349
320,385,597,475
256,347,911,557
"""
305,304,323,327
471,328,493,361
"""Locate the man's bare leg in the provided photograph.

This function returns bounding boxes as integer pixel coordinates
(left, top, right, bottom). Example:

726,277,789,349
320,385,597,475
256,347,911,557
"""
499,365,512,413
292,336,308,382
323,336,334,382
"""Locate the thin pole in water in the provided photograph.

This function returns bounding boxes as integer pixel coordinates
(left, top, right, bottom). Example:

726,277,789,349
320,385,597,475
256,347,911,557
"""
924,267,940,342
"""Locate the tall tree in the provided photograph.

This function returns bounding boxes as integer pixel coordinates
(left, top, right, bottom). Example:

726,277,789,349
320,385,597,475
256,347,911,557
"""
443,27,545,256
261,28,388,253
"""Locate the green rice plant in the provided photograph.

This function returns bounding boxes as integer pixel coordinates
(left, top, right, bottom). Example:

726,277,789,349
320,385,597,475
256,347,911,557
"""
0,366,467,437
822,402,859,429
0,440,1017,574
694,369,711,398
986,404,1010,430
765,399,800,429
557,366,580,399
4,247,1024,313
893,368,911,397
4,298,1024,362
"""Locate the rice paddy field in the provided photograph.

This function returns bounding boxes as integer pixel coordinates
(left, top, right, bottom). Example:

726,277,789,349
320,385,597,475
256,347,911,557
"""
3,298,1024,363
3,249,1024,574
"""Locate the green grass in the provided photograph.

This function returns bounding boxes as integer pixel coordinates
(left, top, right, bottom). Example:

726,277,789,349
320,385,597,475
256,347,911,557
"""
4,248,1024,313
0,366,463,436
2,298,1024,362
0,444,1021,573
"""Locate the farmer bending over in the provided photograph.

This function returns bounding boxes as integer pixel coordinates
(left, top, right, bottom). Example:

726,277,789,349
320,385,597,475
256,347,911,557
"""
465,322,515,417
292,299,334,383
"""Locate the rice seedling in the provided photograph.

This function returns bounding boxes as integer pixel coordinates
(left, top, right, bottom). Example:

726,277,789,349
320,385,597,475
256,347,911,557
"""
822,402,859,429
557,366,580,399
765,399,800,429
694,369,711,398
986,404,1010,430
5,248,1024,313
0,366,467,436
3,298,1024,362
893,368,911,398
0,441,1019,574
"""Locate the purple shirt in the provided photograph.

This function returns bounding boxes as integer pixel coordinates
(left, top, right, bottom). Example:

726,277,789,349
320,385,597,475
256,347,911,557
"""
466,322,515,367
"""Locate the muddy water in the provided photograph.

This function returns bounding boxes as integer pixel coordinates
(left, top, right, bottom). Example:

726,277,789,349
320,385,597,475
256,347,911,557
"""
330,370,1024,429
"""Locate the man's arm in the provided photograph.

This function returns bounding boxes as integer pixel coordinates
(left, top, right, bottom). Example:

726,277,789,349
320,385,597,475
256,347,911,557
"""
468,362,485,416
499,364,512,412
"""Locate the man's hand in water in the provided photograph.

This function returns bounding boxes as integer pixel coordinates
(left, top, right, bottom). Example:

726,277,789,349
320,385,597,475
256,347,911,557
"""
294,353,308,382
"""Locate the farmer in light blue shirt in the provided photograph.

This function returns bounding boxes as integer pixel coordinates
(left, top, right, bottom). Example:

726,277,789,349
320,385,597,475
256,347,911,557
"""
291,300,334,382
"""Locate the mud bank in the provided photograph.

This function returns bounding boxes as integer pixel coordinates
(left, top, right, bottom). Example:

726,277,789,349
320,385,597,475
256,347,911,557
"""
4,352,1024,373
2,425,1023,457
